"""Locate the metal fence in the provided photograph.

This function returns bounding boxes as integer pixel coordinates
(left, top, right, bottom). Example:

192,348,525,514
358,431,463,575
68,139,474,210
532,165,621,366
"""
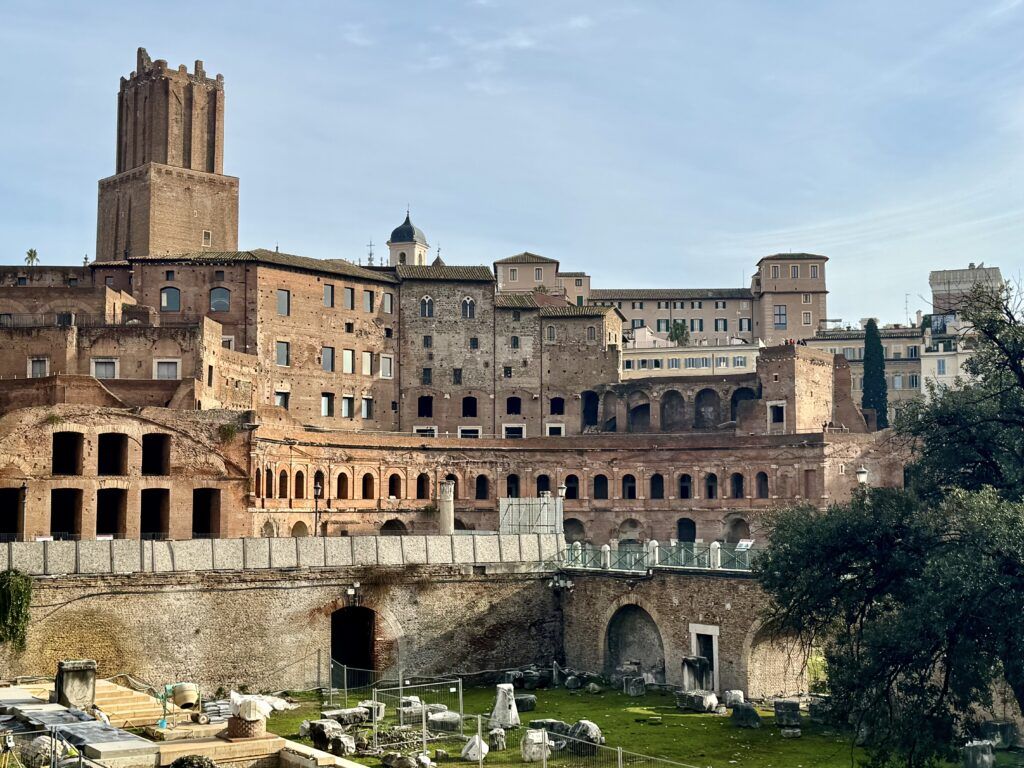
560,542,757,573
372,678,464,751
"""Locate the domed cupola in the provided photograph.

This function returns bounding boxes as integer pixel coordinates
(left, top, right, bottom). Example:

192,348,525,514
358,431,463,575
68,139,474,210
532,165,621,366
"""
387,212,430,266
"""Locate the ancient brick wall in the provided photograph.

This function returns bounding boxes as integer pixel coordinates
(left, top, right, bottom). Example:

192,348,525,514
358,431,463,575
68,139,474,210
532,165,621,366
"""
0,566,561,692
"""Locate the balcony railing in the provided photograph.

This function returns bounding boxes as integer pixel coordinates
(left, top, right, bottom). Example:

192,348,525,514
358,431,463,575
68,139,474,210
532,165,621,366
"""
560,541,757,573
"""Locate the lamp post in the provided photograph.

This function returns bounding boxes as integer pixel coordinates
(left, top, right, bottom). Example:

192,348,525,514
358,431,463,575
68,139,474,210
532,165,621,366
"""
855,466,869,486
314,481,323,536
20,480,27,542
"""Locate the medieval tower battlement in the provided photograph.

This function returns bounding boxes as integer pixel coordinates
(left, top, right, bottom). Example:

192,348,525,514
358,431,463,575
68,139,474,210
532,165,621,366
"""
95,47,239,261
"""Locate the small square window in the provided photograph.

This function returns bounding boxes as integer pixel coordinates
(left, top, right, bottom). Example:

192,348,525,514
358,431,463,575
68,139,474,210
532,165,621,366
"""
214,270,225,281
16,277,27,286
105,276,115,287
512,311,521,322
202,230,212,247
274,391,290,409
503,366,512,379
423,335,433,348
345,322,354,333
165,270,175,281
469,337,479,350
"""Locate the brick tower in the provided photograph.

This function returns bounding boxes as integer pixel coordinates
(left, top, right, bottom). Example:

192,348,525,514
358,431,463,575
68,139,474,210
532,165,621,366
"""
95,48,239,261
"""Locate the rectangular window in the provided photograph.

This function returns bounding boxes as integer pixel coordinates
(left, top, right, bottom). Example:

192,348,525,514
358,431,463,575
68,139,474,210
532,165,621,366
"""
512,310,521,322
632,301,644,309
535,267,543,281
716,356,728,368
380,355,394,379
690,300,702,309
668,358,680,369
363,290,375,312
321,393,335,417
624,359,634,370
689,318,704,332
214,270,225,281
202,230,212,247
452,368,463,385
802,293,812,304
155,360,179,380
791,264,799,278
322,346,335,372
802,311,812,326
423,335,432,348
511,335,520,349
509,268,518,281
324,284,335,307
739,318,751,332
631,319,645,329
640,359,648,369
714,318,727,331
104,276,115,287
503,366,512,378
276,289,290,316
773,305,787,329
810,264,819,279
341,396,354,418
383,292,394,314
339,349,353,373
361,397,373,419
344,287,355,310
274,391,290,409
770,404,785,423
29,358,48,378
546,424,565,436
422,367,432,385
414,426,437,437
937,359,947,376
733,356,747,367
653,359,662,369
67,278,78,287
771,265,780,279
909,374,920,388
893,374,903,390
165,270,175,281
715,300,726,309
345,322,354,333
470,337,479,350
362,351,373,375
656,319,669,332
575,278,583,287
222,336,235,350
275,341,290,366
459,427,481,438
503,425,525,439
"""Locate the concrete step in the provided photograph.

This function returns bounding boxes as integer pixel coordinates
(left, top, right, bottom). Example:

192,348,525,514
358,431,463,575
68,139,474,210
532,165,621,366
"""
158,736,285,766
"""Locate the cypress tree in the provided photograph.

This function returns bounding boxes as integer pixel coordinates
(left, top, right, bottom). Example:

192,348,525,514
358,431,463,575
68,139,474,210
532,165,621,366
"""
862,318,889,428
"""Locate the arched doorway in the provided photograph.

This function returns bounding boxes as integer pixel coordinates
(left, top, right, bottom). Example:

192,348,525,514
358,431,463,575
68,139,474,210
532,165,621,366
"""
381,519,407,535
581,391,599,430
536,474,551,494
444,473,460,499
726,517,750,543
605,604,665,682
730,387,757,421
676,517,696,542
261,521,275,538
660,390,686,431
416,473,431,500
694,388,721,429
564,474,580,500
627,392,651,432
564,518,586,544
291,520,309,537
331,606,376,687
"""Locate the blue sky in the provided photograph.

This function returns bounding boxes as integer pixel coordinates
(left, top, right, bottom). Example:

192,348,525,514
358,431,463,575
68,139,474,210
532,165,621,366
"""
1,0,1022,323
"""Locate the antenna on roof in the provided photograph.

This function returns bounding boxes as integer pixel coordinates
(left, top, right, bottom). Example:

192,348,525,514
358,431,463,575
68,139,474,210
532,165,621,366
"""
367,239,375,266
275,242,279,253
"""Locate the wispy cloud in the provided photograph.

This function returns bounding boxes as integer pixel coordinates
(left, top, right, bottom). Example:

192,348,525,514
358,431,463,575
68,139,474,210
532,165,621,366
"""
340,23,373,47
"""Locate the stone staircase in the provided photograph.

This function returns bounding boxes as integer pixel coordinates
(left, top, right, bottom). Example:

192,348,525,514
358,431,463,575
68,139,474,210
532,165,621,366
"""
95,679,182,728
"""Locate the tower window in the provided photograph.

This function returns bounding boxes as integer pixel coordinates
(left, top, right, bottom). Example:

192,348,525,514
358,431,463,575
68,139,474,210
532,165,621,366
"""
202,230,212,247
462,297,476,319
420,296,434,317
399,252,407,264
209,287,230,312
165,270,175,281
160,287,180,312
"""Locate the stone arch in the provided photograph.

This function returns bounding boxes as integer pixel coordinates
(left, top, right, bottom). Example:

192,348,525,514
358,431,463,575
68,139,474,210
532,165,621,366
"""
605,604,666,682
593,473,609,500
705,472,718,499
730,386,758,421
380,518,407,535
294,470,305,499
564,518,586,544
627,391,651,433
536,474,551,494
474,474,490,500
291,520,309,537
756,471,769,499
678,473,692,499
581,390,599,430
676,517,696,542
454,518,472,531
506,474,520,498
278,469,289,498
261,520,276,537
387,473,402,498
564,474,580,500
725,517,750,543
649,473,664,499
265,466,274,497
621,473,637,499
327,600,403,682
444,472,460,499
730,472,745,499
416,473,431,500
694,388,721,429
660,390,686,431
617,517,644,545
337,472,350,500
313,471,325,498
361,472,375,499
255,468,262,498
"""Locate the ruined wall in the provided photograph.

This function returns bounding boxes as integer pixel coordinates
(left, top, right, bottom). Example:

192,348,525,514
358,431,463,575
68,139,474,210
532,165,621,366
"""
0,567,561,692
562,570,808,697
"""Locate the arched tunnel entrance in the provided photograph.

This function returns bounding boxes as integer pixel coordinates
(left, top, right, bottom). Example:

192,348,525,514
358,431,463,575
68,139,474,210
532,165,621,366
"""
605,604,666,683
331,605,376,687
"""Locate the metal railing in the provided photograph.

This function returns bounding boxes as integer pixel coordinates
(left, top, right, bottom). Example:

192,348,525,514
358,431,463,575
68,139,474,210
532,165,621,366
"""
560,541,757,573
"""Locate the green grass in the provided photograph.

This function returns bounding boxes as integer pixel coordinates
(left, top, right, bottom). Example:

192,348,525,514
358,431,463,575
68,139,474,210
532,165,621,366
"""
268,686,866,768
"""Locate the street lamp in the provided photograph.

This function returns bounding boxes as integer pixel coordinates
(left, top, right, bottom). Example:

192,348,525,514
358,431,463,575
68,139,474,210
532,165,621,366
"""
20,481,27,541
314,481,323,536
557,483,567,499
855,466,869,486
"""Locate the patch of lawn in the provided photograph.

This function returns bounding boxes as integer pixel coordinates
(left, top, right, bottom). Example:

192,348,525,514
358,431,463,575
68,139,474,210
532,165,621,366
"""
269,686,866,768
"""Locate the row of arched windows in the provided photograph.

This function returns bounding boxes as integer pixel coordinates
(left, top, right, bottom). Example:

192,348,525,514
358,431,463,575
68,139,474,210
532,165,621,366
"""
160,286,230,313
255,468,770,502
419,296,476,319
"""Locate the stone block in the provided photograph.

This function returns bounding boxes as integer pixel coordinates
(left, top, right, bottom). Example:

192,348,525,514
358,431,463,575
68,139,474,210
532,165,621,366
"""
270,537,299,568
773,700,801,727
474,535,500,564
566,720,604,756
243,537,271,569
351,536,377,566
498,535,521,562
213,538,245,570
427,710,462,733
172,539,213,570
452,535,474,564
521,729,551,762
514,694,537,712
402,536,427,565
110,539,142,574
781,728,801,739
307,719,345,752
624,677,646,697
425,536,453,564
538,534,559,561
323,537,352,567
978,721,1016,750
723,690,744,708
56,659,97,709
151,540,174,572
321,707,367,725
519,534,540,562
808,697,831,724
377,536,402,565
962,740,995,768
295,536,324,567
78,541,112,573
676,690,718,712
45,541,77,574
10,542,45,575
730,703,761,729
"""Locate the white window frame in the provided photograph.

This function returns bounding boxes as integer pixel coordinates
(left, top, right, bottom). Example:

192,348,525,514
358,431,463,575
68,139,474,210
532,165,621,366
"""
152,358,182,380
802,293,812,304
414,426,438,437
380,354,394,379
810,264,819,279
361,396,374,419
341,395,355,418
767,399,786,430
534,267,543,281
502,424,525,439
545,423,565,436
202,230,212,247
221,336,235,350
509,268,518,281
802,311,812,326
27,357,49,378
91,357,119,379
458,426,481,439
342,349,355,374
689,622,720,692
